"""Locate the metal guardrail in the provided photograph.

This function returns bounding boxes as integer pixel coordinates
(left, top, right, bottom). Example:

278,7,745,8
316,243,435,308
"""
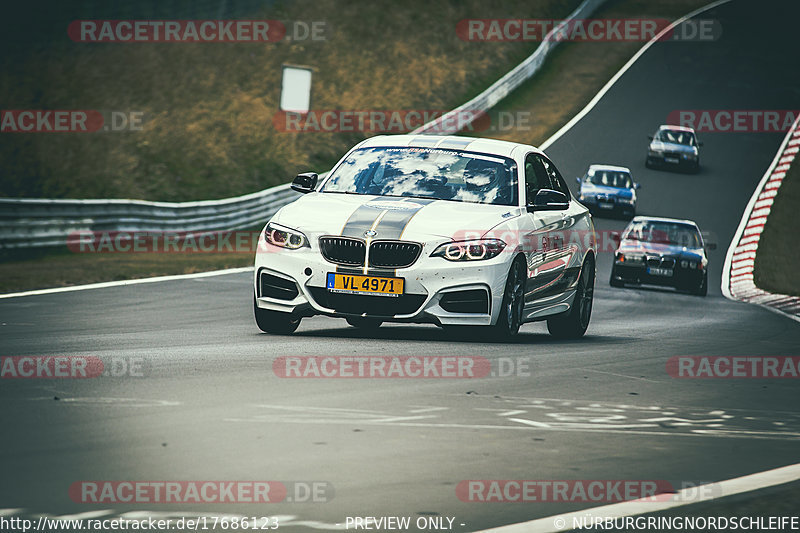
412,0,607,135
1,0,606,249
0,184,298,249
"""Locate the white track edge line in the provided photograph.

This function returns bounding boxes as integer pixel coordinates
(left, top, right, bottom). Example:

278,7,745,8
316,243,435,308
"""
475,462,800,533
0,267,254,299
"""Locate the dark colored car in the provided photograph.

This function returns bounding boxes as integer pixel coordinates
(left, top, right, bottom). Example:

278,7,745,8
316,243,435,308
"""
576,164,639,219
646,125,702,173
610,216,713,296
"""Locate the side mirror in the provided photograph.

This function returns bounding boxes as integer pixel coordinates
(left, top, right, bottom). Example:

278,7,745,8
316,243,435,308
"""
529,189,569,211
647,135,654,141
610,231,621,249
634,182,641,190
291,172,318,194
698,141,704,147
575,177,581,184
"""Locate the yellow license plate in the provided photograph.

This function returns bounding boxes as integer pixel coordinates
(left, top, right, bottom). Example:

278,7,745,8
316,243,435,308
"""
326,273,404,297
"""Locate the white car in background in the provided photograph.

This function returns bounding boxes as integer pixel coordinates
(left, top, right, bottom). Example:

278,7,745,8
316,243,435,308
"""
253,135,597,339
646,125,702,173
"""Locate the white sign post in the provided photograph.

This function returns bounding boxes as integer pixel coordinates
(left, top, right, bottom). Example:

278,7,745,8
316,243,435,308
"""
280,65,313,113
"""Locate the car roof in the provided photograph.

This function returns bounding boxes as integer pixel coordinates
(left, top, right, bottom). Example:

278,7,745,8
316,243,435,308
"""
357,134,539,158
658,124,696,133
588,164,630,173
630,215,700,228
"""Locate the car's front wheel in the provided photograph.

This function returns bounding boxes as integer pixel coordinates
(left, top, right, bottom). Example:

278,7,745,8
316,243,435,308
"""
548,257,595,339
491,258,526,339
254,297,301,334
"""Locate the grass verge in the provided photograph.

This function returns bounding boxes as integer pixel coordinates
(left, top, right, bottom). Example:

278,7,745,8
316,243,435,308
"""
0,0,578,201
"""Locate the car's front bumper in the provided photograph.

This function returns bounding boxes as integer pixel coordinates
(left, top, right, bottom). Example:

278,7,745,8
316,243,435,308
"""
647,152,698,168
580,196,636,216
611,262,704,289
254,243,513,326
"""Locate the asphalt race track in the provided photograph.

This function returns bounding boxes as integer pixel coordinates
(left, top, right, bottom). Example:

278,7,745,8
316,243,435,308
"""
2,1,799,531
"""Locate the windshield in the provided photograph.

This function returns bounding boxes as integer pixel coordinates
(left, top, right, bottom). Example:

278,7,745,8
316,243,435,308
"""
321,147,519,206
656,129,696,146
624,221,702,247
587,170,632,189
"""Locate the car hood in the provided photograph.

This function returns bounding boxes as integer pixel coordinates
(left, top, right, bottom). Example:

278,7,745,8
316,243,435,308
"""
271,192,522,243
649,141,696,154
619,240,704,260
580,183,633,199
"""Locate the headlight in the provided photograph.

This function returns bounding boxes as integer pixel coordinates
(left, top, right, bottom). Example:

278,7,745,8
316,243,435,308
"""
431,239,506,261
648,149,663,156
263,222,309,250
617,252,644,263
618,197,635,204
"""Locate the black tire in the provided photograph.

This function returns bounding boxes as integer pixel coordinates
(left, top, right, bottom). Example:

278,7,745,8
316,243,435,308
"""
254,297,300,334
645,158,653,169
691,272,708,297
490,258,526,339
548,257,595,339
346,317,383,329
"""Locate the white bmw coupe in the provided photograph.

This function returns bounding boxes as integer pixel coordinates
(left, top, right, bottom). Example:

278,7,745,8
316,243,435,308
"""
254,135,597,339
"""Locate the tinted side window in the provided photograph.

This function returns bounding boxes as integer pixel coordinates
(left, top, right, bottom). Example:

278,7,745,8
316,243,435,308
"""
539,156,569,196
525,153,551,204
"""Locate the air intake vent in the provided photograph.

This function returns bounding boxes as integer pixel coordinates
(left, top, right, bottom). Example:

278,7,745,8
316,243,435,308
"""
259,272,299,300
